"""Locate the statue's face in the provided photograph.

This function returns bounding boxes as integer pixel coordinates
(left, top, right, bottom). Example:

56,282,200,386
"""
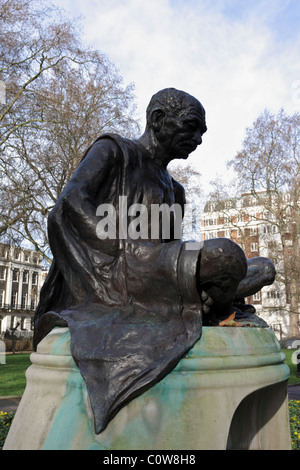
155,100,207,161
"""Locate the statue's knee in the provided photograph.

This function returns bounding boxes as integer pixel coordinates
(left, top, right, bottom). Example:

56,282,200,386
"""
200,238,247,283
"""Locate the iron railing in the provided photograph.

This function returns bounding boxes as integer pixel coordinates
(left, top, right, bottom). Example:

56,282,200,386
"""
0,304,35,313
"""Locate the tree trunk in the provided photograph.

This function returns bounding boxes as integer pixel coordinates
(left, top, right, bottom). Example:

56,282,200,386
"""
288,279,300,338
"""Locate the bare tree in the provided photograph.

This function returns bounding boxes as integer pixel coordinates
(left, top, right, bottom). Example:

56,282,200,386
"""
0,0,140,260
0,0,89,238
168,163,203,239
0,0,89,145
214,108,300,338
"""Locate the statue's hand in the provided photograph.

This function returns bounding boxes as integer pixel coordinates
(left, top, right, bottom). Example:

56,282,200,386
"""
201,290,214,315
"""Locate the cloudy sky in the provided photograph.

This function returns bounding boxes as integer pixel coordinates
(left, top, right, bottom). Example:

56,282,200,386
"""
51,0,300,192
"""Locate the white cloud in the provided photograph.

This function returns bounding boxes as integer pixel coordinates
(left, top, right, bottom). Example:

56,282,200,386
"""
52,0,300,192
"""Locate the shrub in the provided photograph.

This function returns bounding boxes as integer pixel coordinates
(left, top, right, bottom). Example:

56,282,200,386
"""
289,400,300,450
4,339,33,352
0,411,15,450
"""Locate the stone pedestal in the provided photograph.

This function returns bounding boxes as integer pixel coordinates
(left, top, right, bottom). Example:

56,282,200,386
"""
4,326,291,450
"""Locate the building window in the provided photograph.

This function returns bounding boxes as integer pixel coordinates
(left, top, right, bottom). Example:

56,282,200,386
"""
21,293,27,309
251,243,258,252
208,231,217,239
12,269,19,282
206,218,218,226
253,291,261,301
23,271,29,283
267,290,281,299
11,292,17,308
0,290,4,307
32,272,37,285
0,267,6,280
31,298,36,310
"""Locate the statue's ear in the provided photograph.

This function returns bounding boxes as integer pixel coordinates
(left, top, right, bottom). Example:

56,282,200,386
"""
151,109,165,131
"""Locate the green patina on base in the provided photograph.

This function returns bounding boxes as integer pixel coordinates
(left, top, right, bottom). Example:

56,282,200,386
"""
4,326,291,450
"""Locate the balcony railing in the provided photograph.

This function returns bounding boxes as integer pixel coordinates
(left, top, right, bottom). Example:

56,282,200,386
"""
0,304,35,313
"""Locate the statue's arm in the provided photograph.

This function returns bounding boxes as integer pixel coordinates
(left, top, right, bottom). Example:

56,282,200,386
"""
48,139,120,251
235,257,276,299
45,139,121,296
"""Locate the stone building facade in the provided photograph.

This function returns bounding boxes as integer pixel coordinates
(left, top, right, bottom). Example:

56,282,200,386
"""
200,193,296,341
0,243,47,336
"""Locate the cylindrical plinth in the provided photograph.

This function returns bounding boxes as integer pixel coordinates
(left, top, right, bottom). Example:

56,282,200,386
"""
4,326,291,450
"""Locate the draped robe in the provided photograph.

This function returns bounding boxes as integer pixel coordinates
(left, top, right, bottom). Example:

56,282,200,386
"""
34,134,203,433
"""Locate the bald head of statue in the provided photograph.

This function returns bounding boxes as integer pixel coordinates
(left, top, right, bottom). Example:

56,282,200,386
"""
140,88,207,165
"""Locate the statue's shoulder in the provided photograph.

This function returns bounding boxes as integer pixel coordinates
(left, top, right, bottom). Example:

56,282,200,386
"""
92,133,139,160
94,133,135,151
80,134,136,166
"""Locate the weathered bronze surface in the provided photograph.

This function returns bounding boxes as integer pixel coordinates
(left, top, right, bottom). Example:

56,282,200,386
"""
34,88,275,433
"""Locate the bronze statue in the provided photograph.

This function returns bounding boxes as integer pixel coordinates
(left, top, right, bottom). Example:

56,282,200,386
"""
34,88,275,433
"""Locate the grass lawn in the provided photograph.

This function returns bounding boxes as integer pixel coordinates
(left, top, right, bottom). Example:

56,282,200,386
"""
282,349,300,384
0,354,31,396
